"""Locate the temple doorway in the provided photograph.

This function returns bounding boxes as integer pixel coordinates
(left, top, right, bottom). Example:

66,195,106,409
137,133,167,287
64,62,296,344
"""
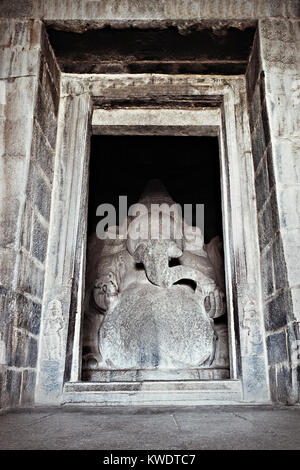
82,135,229,381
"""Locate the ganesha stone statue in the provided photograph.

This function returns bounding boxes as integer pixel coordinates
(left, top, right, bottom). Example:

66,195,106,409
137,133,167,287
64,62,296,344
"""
82,180,228,372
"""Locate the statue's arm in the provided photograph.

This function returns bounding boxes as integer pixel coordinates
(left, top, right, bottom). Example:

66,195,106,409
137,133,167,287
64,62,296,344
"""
179,250,225,318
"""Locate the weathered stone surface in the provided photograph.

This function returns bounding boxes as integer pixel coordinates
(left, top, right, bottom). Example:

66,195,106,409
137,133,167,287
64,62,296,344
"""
261,96,271,147
18,0,300,21
0,20,41,79
0,18,53,413
27,336,38,368
240,354,270,401
82,367,230,382
1,0,299,25
16,294,41,335
21,201,33,253
260,247,274,299
0,26,55,423
273,138,300,186
31,215,48,264
35,89,90,404
0,77,36,251
5,369,22,407
21,370,36,405
257,198,276,252
28,163,52,221
264,290,291,332
17,252,45,300
63,379,243,405
276,363,295,404
246,30,261,99
14,330,29,368
278,188,300,229
43,68,59,116
0,1,32,18
260,19,300,74
251,124,266,172
0,249,17,288
0,286,10,326
249,82,262,132
265,144,275,189
280,232,300,290
272,235,289,291
2,323,13,366
100,285,215,369
266,330,288,365
35,87,58,150
40,25,61,91
31,124,54,184
258,18,300,409
290,287,300,322
255,157,269,212
2,404,300,450
268,364,277,402
47,24,255,75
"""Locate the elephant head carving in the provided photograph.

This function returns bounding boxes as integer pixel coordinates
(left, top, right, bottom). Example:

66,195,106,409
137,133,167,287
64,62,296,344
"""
125,180,217,298
126,215,212,292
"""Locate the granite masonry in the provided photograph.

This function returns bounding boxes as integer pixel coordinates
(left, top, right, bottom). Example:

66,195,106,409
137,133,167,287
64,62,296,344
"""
0,19,60,407
0,1,299,409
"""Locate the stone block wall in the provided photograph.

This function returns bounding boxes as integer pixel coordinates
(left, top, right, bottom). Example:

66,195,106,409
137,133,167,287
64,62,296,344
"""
246,19,300,403
0,21,60,408
1,0,299,22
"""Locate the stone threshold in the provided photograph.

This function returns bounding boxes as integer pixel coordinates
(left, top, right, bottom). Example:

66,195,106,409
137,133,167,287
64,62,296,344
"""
62,379,243,405
81,368,230,382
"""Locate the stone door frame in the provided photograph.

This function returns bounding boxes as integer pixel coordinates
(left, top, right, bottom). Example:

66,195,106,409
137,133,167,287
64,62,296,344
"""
35,74,270,404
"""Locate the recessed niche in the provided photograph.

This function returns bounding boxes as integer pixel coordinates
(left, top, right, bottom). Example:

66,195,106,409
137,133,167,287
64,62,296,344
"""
82,135,229,381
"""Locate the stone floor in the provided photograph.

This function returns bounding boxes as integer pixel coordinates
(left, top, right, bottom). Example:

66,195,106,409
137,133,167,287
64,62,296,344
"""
0,405,300,450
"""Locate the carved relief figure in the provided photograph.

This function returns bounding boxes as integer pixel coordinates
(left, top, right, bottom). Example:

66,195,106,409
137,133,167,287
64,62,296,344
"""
242,298,263,355
44,300,64,361
83,180,229,371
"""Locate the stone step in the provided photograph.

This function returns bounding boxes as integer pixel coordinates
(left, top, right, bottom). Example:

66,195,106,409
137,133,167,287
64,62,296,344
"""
63,380,243,405
82,368,230,382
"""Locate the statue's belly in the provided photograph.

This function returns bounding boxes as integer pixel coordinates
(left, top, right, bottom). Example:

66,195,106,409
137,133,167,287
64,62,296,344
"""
99,285,214,369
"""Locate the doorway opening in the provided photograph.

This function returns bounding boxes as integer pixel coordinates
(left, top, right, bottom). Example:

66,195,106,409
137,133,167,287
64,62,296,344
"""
87,135,222,242
36,72,268,404
82,135,229,381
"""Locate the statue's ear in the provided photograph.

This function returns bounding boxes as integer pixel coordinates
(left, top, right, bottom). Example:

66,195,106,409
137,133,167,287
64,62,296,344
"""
97,226,127,256
133,242,148,262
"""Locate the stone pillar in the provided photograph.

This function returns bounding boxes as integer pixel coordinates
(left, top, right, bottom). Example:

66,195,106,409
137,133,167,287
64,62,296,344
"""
0,19,41,408
0,20,60,408
221,79,270,402
247,19,300,403
35,85,91,404
260,18,300,403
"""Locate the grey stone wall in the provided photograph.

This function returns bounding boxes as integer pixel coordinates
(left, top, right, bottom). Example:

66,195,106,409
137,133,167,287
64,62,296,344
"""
0,21,60,408
246,19,300,403
0,0,299,22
